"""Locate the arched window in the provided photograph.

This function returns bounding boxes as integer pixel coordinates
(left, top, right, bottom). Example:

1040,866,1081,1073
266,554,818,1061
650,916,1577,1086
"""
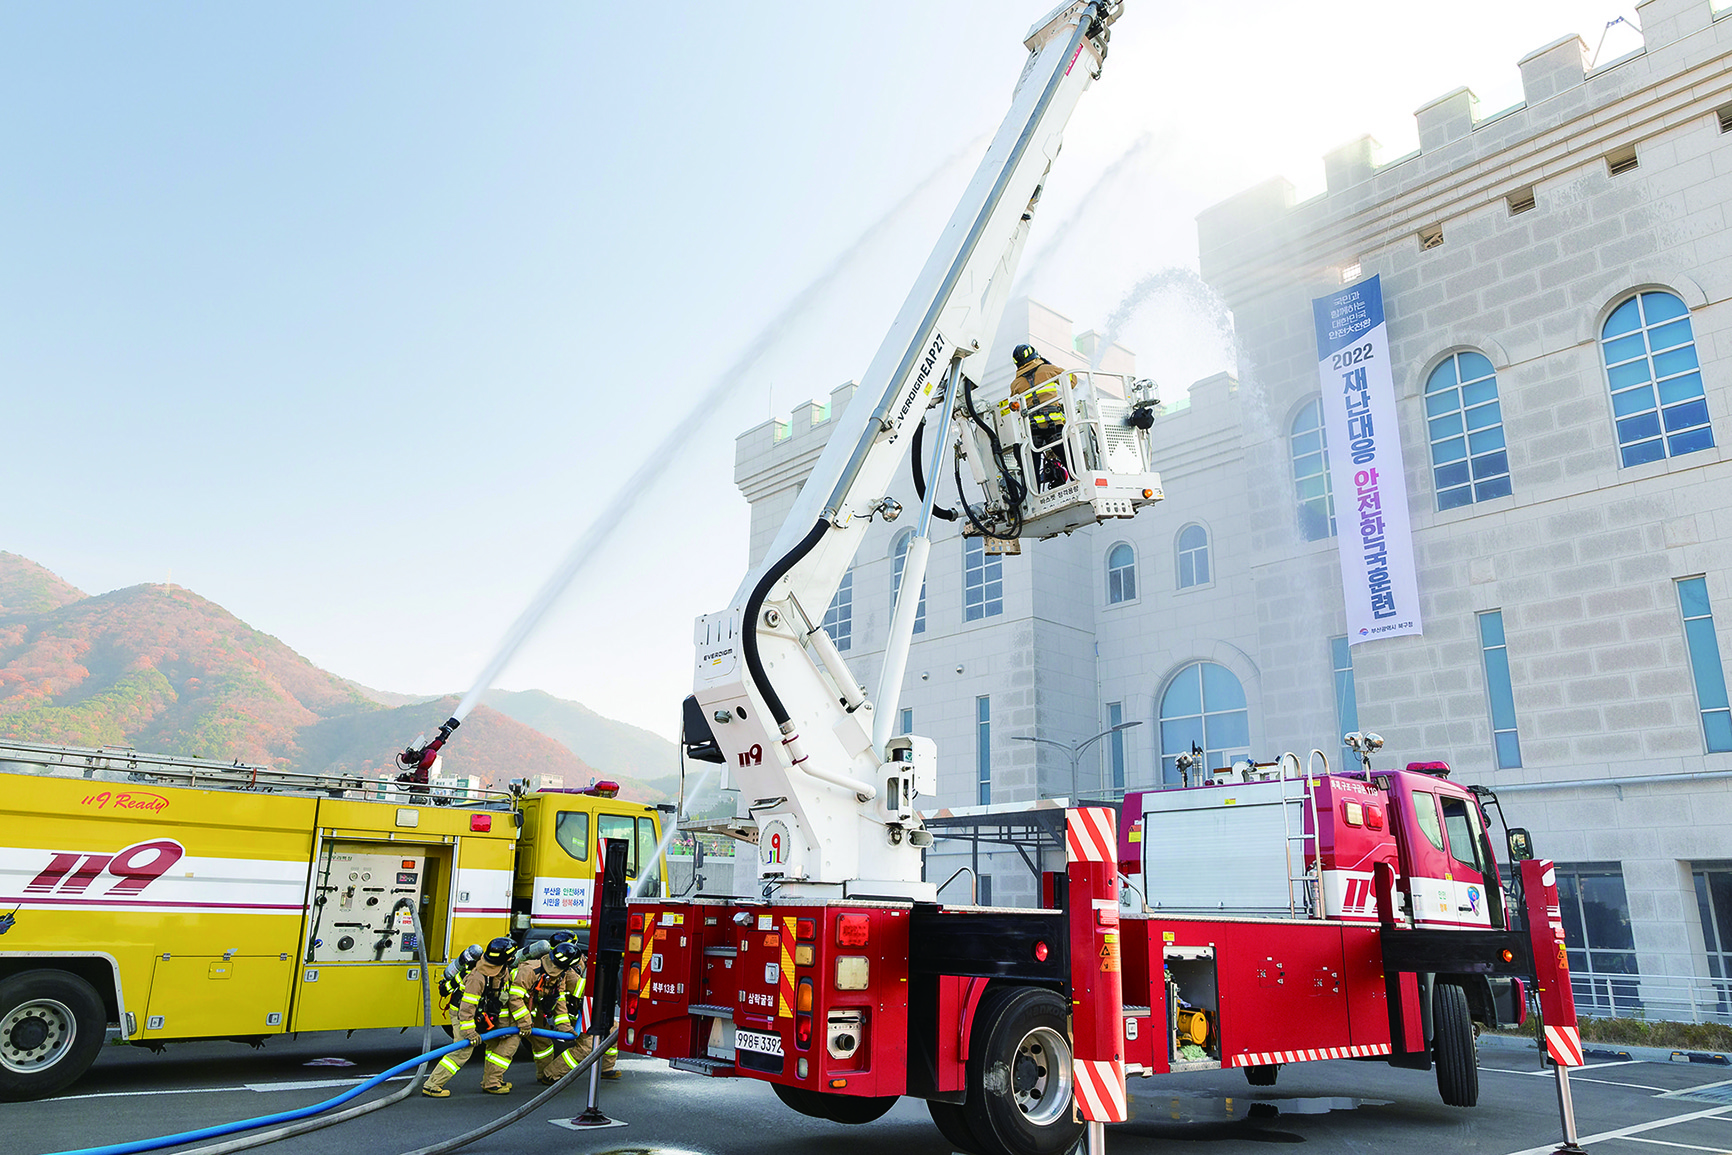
1106,543,1137,604
1425,351,1512,510
1159,662,1249,785
822,568,853,651
1602,290,1714,466
891,531,927,634
1290,399,1335,541
1176,525,1210,589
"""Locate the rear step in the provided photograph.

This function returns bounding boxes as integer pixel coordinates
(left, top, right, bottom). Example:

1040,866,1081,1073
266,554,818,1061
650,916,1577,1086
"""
689,1003,733,1019
703,946,738,958
1123,1005,1152,1015
670,1057,736,1077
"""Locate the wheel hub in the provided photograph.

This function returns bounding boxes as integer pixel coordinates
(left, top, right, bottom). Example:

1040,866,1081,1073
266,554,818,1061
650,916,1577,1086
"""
1,999,76,1074
1009,1025,1073,1126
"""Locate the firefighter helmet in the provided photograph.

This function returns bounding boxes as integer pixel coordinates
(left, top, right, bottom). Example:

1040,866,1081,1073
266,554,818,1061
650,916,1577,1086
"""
547,930,576,947
1013,343,1040,368
549,941,583,971
483,936,516,967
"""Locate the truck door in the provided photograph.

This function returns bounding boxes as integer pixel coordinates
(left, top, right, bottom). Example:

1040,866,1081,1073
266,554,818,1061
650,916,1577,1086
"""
596,812,664,897
1437,793,1496,929
527,808,595,932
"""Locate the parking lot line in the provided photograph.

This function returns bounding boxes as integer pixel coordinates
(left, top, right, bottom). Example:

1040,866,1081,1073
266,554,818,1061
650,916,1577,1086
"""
1615,1138,1730,1152
1479,1065,1668,1092
1502,1104,1732,1155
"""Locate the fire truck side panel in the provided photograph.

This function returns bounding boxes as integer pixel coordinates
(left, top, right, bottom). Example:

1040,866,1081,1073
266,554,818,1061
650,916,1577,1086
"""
1135,781,1305,914
1,774,319,1042
1340,924,1394,1049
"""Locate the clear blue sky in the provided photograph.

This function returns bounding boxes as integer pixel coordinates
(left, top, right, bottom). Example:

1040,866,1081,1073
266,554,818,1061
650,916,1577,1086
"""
1,2,1643,736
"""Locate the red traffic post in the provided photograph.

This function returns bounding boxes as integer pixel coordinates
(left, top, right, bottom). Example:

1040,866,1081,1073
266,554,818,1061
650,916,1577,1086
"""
1066,806,1126,1154
1521,858,1585,1154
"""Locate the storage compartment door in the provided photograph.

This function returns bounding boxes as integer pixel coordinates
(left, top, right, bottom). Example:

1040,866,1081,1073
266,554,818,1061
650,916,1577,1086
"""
143,954,294,1040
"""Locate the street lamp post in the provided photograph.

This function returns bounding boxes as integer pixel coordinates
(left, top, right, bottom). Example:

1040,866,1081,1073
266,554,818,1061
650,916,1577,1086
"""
1012,721,1144,804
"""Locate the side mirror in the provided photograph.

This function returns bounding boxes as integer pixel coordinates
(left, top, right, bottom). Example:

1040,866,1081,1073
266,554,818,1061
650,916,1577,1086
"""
1507,827,1533,861
694,841,706,870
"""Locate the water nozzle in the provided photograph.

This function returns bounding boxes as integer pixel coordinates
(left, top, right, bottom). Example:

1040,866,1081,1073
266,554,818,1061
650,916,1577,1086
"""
396,716,461,783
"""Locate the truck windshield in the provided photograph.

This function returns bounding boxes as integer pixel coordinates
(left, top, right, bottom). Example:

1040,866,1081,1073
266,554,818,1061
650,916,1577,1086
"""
554,812,590,862
1439,796,1486,874
1411,789,1445,851
598,814,639,876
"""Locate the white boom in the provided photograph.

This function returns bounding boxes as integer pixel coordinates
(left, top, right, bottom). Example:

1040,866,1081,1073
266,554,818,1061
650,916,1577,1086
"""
691,2,1152,899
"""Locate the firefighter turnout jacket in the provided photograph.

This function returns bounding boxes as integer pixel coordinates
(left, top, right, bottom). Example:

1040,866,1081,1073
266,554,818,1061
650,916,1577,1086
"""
424,958,528,1095
514,956,583,1082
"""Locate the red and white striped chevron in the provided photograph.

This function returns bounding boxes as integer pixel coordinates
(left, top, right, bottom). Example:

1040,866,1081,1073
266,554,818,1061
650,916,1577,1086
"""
1066,807,1116,864
1544,1024,1583,1067
1231,1043,1392,1067
1073,1057,1127,1122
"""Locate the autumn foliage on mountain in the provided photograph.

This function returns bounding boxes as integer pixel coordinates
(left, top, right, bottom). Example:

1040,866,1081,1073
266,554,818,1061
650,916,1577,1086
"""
0,552,611,792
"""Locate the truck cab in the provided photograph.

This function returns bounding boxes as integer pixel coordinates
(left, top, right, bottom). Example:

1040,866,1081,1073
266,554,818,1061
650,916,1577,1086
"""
512,782,670,947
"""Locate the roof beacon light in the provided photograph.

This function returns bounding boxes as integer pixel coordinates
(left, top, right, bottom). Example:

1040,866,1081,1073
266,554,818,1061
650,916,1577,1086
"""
586,780,621,798
1406,761,1451,778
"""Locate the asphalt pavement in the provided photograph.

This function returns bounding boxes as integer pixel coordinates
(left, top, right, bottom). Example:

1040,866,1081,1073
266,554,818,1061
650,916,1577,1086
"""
17,1030,1732,1155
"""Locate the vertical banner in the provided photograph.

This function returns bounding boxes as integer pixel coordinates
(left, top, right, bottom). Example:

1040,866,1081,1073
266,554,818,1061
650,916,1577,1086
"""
1312,275,1423,644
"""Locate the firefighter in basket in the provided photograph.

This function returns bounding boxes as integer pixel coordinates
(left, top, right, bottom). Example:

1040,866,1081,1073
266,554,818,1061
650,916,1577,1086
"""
1011,343,1070,488
423,937,530,1097
516,937,589,1084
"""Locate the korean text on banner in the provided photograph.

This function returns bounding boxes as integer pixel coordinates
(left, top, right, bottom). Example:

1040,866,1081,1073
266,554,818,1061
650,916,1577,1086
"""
1312,276,1423,645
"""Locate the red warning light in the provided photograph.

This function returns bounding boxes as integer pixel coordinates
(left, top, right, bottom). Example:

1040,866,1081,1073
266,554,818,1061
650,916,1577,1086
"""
1033,940,1049,962
836,914,870,947
469,814,492,832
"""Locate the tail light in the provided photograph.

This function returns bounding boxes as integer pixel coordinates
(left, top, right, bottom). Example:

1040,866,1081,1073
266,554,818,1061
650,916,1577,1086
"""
629,913,644,931
796,1014,813,1050
836,914,870,946
628,934,643,953
796,977,813,1013
624,964,641,1020
796,977,814,1051
796,918,816,941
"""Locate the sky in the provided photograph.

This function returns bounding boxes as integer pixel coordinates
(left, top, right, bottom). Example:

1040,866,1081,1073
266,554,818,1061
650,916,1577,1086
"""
0,2,1648,738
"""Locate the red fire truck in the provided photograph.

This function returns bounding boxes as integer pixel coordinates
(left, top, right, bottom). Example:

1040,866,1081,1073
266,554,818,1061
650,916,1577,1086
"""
529,5,1582,1154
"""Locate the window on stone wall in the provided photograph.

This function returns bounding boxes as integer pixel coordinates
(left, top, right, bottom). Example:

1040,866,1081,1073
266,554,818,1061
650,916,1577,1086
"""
1106,543,1137,604
1290,398,1336,541
1106,701,1127,795
976,695,991,805
1556,863,1640,1016
964,536,1003,621
1331,636,1359,769
899,707,913,737
1692,863,1732,1016
891,530,927,635
1478,611,1523,769
1602,290,1714,467
822,568,853,652
1159,662,1249,786
1676,577,1732,752
1176,525,1210,589
1426,351,1512,510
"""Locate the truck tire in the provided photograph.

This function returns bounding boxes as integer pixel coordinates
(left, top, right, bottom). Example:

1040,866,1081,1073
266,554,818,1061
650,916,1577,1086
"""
1433,981,1479,1107
0,969,107,1101
772,1082,898,1125
1244,1063,1279,1087
929,1100,983,1154
962,986,1084,1155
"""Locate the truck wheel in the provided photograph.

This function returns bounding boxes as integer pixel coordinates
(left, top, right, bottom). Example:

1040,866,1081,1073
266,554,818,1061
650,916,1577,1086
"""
772,1082,897,1124
928,1100,983,1154
962,986,1084,1155
1244,1063,1279,1087
0,970,107,1101
1433,981,1479,1107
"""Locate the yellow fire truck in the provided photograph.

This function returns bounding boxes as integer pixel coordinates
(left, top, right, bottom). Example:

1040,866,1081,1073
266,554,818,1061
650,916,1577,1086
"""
0,740,669,1100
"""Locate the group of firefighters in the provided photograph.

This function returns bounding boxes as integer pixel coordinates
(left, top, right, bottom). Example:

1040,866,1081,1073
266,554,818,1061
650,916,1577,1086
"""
423,932,618,1098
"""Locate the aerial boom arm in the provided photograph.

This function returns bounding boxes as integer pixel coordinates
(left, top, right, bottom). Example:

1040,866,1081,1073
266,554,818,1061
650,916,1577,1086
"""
693,2,1122,897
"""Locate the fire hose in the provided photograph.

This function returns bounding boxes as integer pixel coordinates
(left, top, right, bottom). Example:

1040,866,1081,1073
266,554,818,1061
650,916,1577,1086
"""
42,1025,613,1155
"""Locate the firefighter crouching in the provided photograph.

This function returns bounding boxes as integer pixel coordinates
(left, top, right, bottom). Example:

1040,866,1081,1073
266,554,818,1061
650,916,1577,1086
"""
423,937,529,1097
517,938,590,1084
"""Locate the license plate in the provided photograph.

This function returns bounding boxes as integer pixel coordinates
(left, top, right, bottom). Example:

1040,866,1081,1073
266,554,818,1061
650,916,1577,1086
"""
734,1029,784,1057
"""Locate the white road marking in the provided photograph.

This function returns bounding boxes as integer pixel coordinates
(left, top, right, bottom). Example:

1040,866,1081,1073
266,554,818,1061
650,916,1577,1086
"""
1615,1138,1732,1152
56,1074,411,1100
1661,1077,1732,1100
1479,1065,1667,1091
1502,1104,1732,1155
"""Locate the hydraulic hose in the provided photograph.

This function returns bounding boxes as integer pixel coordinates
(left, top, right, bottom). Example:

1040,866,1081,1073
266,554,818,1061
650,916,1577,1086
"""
909,416,957,522
44,1027,586,1155
741,517,828,727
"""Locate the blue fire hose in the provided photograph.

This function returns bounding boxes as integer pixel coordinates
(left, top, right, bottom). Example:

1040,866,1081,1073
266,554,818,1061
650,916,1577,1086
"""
44,1026,581,1155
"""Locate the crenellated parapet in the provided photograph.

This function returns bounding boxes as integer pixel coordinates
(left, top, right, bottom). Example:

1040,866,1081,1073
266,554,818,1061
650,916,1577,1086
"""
1197,0,1729,311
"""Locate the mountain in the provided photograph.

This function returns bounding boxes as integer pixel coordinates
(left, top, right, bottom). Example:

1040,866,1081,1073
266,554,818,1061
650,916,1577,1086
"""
483,688,681,793
0,554,636,796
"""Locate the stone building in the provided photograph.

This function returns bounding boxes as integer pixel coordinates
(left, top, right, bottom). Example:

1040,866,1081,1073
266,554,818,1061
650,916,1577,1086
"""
732,0,1732,1017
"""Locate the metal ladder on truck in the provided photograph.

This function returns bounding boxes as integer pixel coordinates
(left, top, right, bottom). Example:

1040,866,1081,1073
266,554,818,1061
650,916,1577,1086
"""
1278,750,1323,917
